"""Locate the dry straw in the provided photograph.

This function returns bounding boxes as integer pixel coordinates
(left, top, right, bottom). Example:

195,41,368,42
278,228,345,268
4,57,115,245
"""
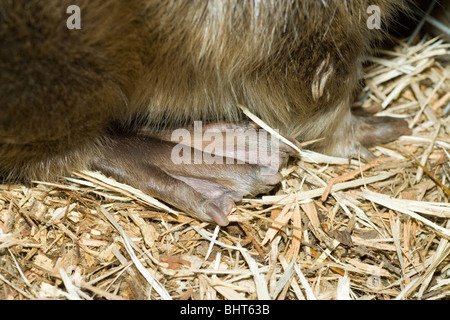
0,36,449,300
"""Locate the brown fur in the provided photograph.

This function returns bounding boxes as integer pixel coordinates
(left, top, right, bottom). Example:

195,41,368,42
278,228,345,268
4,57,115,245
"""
0,0,414,223
0,0,411,178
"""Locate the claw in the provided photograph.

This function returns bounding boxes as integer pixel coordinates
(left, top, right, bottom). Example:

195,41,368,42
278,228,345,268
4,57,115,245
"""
204,202,229,226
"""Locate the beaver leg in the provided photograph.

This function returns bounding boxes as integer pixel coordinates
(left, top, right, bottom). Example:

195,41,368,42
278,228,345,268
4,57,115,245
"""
92,123,294,225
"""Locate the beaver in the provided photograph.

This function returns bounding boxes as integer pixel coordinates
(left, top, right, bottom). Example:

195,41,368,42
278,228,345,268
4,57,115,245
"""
0,0,414,225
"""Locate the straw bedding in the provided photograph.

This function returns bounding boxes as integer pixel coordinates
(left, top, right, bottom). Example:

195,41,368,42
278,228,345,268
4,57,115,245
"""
0,33,449,300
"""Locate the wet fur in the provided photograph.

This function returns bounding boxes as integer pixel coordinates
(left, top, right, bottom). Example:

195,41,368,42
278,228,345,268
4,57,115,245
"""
1,0,411,181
